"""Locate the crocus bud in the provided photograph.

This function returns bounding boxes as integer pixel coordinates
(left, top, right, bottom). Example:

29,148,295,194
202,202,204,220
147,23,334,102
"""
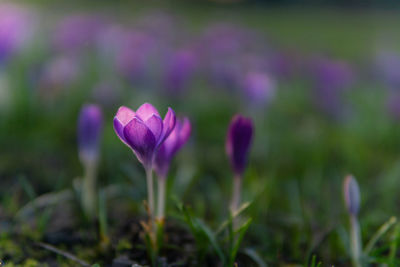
78,104,103,165
226,115,254,176
113,103,176,169
343,175,360,216
154,117,191,178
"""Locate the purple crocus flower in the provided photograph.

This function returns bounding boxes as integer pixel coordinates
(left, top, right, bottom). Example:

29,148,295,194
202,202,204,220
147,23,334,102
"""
113,103,176,168
164,49,197,94
242,71,276,107
375,50,400,89
52,14,105,54
0,3,35,63
310,58,353,115
343,175,360,216
226,115,254,176
116,31,157,83
78,104,103,165
387,91,400,119
154,117,191,178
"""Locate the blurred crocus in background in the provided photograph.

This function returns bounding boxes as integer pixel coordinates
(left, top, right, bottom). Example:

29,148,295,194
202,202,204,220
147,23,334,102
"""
375,50,400,90
78,104,103,220
113,103,176,220
375,50,400,118
241,71,276,108
309,57,354,116
154,117,191,220
116,31,158,84
343,175,362,267
0,3,35,64
52,14,105,54
38,55,80,102
226,115,254,213
163,49,197,95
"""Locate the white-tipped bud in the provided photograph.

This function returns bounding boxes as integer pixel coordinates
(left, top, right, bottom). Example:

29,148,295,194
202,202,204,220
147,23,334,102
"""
343,175,360,216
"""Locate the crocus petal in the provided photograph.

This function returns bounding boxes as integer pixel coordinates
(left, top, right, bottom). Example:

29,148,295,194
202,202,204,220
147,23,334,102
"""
154,116,191,178
115,106,136,125
113,106,136,144
123,117,156,165
178,118,191,149
135,102,160,121
113,117,127,144
158,107,176,146
145,114,163,141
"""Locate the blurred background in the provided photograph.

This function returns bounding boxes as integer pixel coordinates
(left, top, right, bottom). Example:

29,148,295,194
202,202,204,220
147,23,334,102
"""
2,0,400,265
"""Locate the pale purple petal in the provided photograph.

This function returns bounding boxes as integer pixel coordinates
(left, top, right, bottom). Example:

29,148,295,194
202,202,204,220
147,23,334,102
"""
144,114,163,141
113,106,136,144
174,117,191,154
115,106,136,125
123,117,156,166
154,117,191,178
135,102,160,121
158,107,176,146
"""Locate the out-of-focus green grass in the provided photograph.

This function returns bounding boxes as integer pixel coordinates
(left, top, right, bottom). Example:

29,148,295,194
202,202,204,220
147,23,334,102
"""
27,0,400,59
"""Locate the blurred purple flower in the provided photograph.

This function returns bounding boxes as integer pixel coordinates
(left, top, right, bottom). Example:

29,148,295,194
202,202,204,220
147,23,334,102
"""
53,14,105,54
386,90,400,119
116,31,157,82
0,3,35,63
375,50,400,89
242,71,276,107
200,24,259,89
226,115,254,176
38,55,80,98
136,11,178,43
343,175,360,216
164,49,197,94
310,58,354,115
113,103,176,168
154,117,191,178
78,104,103,165
92,80,121,109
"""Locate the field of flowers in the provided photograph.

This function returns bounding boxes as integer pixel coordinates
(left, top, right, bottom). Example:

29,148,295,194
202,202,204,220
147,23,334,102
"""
2,1,400,266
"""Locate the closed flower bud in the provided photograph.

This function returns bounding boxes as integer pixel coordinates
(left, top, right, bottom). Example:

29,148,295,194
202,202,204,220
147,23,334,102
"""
226,115,254,176
78,104,103,165
343,175,360,216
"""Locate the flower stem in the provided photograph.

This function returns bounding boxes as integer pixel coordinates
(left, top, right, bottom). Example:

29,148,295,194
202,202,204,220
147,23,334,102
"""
145,167,155,220
82,160,97,221
350,215,362,267
157,177,166,221
230,174,242,214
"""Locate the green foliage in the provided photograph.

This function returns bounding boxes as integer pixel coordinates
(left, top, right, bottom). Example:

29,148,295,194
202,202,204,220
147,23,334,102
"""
176,199,261,266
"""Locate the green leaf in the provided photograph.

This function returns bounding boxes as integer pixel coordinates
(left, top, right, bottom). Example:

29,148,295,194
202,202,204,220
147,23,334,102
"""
230,218,252,265
309,255,322,267
216,202,251,235
364,216,397,255
194,218,225,264
243,248,267,267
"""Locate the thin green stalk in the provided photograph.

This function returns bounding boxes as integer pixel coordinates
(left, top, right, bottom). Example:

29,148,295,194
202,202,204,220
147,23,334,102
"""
82,160,97,220
157,176,166,220
145,167,155,220
350,215,362,267
230,174,242,213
